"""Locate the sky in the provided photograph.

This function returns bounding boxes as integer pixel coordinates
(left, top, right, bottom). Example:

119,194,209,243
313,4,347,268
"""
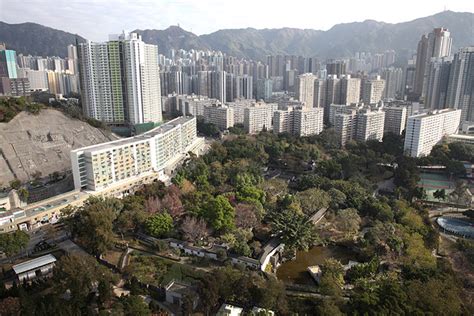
1,0,473,41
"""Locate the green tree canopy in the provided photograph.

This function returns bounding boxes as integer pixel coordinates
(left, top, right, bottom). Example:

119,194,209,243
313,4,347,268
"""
201,195,235,232
145,212,174,238
269,209,318,251
0,230,29,256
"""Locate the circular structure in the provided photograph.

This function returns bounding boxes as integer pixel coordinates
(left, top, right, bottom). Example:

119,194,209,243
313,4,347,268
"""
436,217,474,239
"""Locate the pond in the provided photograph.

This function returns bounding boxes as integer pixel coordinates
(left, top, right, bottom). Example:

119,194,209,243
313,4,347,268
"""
276,245,356,285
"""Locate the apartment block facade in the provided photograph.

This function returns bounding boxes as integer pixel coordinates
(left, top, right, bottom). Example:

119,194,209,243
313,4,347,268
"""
404,109,461,157
71,117,199,191
78,32,162,125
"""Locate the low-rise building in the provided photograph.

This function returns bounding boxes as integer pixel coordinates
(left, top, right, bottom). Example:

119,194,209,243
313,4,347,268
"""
250,307,275,316
217,304,243,316
12,254,57,282
165,280,199,311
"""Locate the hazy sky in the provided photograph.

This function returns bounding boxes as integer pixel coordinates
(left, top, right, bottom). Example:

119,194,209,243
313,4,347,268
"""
1,0,472,41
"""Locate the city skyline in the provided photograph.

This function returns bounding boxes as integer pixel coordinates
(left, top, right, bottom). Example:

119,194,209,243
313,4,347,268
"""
1,0,472,41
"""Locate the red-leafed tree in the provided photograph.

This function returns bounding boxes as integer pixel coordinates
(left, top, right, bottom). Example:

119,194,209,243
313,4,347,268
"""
162,185,184,218
144,196,162,214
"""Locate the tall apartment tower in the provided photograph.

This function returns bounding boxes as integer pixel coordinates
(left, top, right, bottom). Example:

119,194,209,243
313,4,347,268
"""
67,45,78,74
446,47,474,123
381,67,403,100
340,75,361,104
256,78,273,101
323,75,341,122
313,79,325,108
362,76,385,104
78,32,162,125
296,73,316,109
414,28,452,99
0,46,17,79
425,57,453,110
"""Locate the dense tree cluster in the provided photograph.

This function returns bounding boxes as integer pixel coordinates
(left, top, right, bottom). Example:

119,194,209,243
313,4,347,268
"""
0,230,29,256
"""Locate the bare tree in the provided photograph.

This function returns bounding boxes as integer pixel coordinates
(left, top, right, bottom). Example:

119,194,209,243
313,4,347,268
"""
144,196,161,214
180,216,210,242
162,187,184,218
235,202,259,229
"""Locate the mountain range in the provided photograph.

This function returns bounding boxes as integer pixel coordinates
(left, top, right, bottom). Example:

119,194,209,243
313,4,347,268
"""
0,10,472,60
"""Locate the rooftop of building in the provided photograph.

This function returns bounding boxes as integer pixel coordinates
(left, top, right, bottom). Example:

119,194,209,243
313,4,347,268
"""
409,108,461,119
447,134,474,140
12,254,57,275
71,116,195,153
165,280,197,296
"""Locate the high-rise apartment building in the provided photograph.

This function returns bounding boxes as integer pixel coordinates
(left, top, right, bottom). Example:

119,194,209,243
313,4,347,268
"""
256,78,273,101
17,68,48,91
340,75,361,105
203,105,234,130
78,32,162,125
67,45,78,74
446,47,474,123
323,75,341,121
404,109,461,157
328,104,359,126
362,76,385,104
293,108,324,137
273,108,295,135
383,105,407,135
0,46,18,79
425,57,452,110
313,79,325,108
413,28,452,99
273,107,324,137
381,67,403,99
243,102,276,134
296,73,316,109
356,109,385,142
326,60,346,76
334,113,357,147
